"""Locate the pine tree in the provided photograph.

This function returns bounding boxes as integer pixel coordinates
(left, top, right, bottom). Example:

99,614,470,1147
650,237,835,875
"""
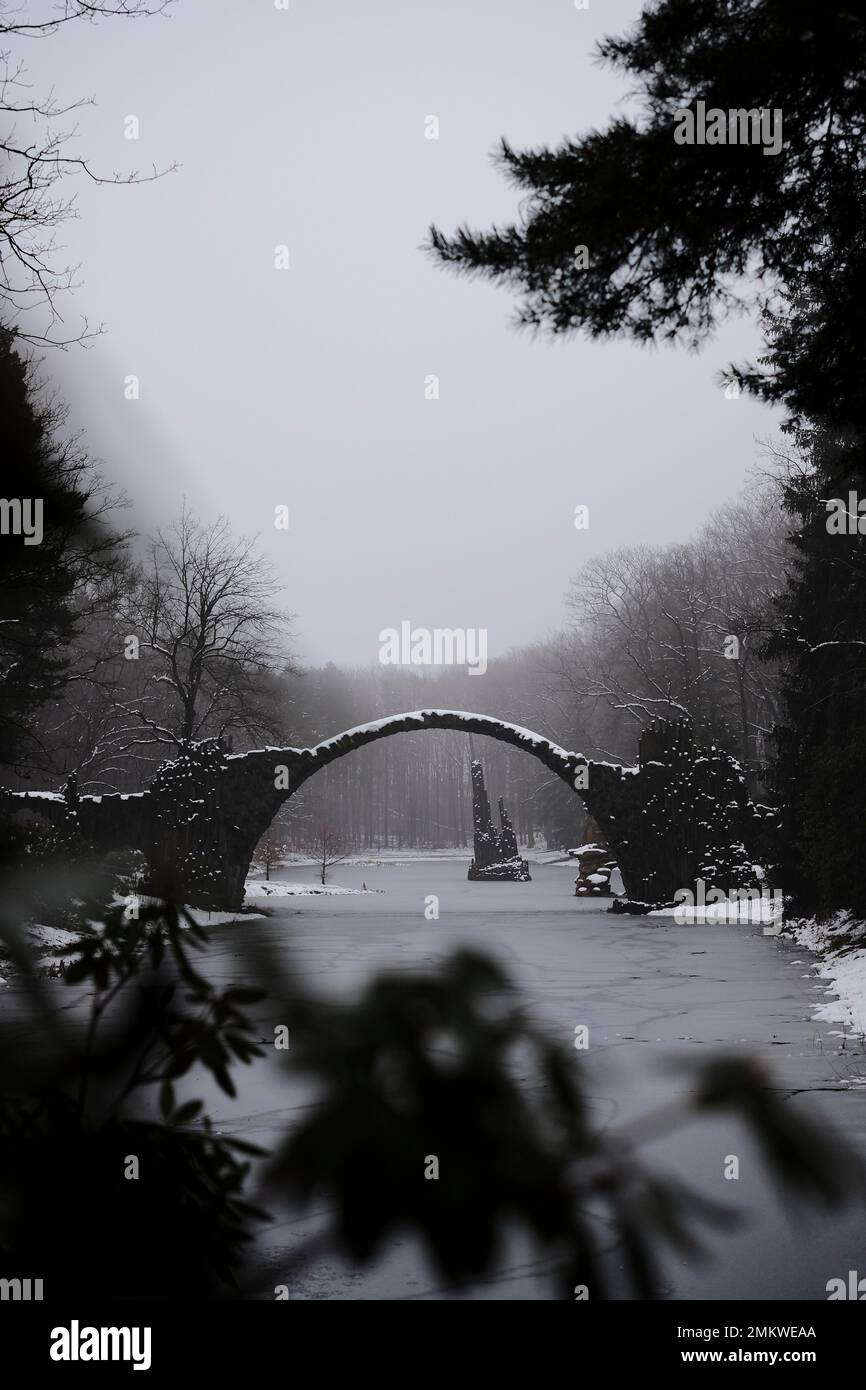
0,328,122,769
428,1,866,367
429,0,866,916
763,420,866,917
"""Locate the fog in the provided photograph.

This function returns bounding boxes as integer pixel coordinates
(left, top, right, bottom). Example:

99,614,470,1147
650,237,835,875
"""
43,0,773,666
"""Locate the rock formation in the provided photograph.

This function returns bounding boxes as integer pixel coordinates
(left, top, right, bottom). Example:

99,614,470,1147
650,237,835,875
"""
467,760,531,881
572,843,619,896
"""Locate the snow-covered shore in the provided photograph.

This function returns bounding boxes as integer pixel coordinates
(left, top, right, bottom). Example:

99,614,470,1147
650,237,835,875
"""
0,903,264,983
649,898,784,929
245,880,381,899
787,916,866,1039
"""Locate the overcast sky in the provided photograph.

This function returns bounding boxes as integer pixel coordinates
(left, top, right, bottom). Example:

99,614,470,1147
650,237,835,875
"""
41,0,776,668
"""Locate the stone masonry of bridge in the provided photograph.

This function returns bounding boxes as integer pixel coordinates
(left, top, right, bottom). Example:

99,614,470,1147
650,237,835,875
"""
1,712,776,911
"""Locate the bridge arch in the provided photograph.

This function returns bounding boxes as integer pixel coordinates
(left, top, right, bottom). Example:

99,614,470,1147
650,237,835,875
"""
218,709,623,906
3,713,764,911
260,709,597,796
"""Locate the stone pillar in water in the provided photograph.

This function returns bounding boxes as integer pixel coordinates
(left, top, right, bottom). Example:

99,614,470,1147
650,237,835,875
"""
467,760,531,881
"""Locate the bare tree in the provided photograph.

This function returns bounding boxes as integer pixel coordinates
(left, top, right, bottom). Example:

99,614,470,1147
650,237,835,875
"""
313,822,348,886
255,822,285,883
0,0,177,346
110,506,294,752
553,477,789,789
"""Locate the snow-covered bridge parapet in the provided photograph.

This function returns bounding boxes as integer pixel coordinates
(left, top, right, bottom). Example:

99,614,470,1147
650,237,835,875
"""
1,713,768,912
237,709,605,794
0,780,148,847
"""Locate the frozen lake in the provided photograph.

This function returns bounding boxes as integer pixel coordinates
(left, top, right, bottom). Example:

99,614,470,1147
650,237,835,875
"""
189,857,866,1300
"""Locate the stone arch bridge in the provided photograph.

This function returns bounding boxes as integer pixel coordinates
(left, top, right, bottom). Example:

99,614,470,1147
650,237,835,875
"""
3,711,773,911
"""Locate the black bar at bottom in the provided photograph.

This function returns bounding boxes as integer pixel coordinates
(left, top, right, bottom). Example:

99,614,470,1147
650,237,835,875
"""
0,1298,858,1375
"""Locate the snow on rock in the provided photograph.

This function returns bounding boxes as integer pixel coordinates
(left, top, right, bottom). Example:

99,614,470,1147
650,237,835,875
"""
303,710,575,761
229,709,639,776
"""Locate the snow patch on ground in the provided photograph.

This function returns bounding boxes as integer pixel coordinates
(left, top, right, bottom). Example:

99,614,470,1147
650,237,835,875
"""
185,906,264,926
788,916,866,1038
251,850,473,872
649,898,784,927
28,923,81,950
115,896,261,929
250,847,576,873
2,906,261,978
245,881,382,899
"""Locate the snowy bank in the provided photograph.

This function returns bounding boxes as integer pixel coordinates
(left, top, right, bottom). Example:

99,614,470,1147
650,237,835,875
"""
244,881,382,899
649,898,784,929
184,906,264,926
788,917,866,1038
0,904,262,984
250,850,473,872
